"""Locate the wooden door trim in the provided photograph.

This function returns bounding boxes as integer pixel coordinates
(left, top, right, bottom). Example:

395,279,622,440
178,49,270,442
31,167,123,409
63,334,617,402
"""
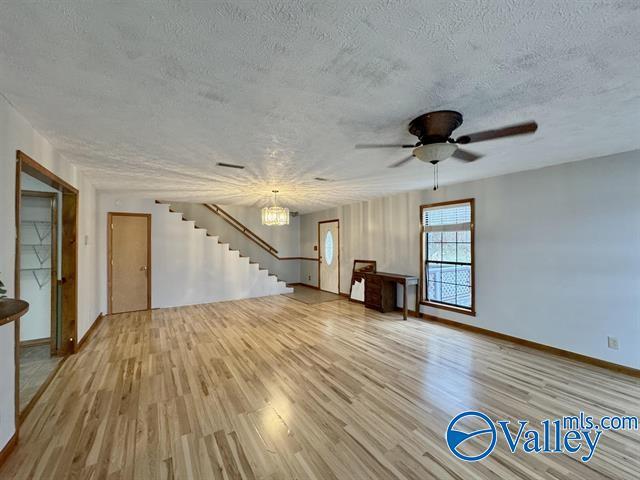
14,151,78,433
317,219,340,294
16,151,78,194
107,212,152,314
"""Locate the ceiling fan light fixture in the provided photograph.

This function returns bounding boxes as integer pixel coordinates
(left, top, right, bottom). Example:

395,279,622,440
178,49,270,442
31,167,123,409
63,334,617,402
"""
412,143,458,163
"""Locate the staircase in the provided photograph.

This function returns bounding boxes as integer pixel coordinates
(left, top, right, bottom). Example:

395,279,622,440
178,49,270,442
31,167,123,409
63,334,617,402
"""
152,200,292,308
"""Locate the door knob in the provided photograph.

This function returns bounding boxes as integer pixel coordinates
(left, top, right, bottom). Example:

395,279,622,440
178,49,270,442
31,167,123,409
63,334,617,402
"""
140,266,148,271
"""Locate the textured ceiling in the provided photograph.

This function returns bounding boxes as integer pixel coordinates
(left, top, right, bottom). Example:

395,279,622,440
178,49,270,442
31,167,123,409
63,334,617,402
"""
1,1,640,213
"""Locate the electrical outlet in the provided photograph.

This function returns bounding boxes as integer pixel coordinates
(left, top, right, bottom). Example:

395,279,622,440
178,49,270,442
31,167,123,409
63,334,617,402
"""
308,275,311,281
607,336,619,350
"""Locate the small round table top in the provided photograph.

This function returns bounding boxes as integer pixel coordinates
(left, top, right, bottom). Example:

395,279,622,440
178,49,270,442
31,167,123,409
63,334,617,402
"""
0,299,29,326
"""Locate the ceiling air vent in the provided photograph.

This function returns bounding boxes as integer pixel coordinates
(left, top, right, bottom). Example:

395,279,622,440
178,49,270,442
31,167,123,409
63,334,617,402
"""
217,162,245,169
314,177,331,182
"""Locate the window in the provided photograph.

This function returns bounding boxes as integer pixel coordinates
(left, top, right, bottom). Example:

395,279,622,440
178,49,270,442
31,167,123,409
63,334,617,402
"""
325,230,334,265
421,199,475,315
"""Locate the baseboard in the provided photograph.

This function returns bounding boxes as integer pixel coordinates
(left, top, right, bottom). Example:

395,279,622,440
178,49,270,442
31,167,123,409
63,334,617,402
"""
77,312,104,351
393,306,421,318
287,282,320,290
0,431,17,469
19,337,50,348
417,312,640,378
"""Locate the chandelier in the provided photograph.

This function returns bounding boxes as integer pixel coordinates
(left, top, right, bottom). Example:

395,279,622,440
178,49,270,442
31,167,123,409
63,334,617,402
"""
261,190,289,226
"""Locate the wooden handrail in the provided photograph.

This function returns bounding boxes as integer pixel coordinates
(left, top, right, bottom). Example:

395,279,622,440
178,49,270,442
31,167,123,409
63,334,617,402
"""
203,204,319,262
204,203,278,254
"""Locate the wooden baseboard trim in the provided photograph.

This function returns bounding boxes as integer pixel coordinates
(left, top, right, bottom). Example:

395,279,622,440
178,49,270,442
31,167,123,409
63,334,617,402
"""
393,306,421,318
287,282,320,290
0,431,17,469
77,312,104,351
417,312,640,378
19,337,50,348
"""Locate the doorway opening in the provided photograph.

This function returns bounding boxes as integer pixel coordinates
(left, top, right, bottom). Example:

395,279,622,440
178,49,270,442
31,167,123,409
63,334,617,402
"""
107,212,151,314
15,150,78,421
318,219,340,294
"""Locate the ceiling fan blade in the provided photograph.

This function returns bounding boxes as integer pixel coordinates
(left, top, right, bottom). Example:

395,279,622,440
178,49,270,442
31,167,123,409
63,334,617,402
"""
455,121,538,144
451,148,483,162
355,143,416,149
388,155,414,168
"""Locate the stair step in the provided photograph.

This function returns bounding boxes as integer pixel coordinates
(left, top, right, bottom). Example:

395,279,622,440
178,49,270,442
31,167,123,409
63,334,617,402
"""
159,199,291,300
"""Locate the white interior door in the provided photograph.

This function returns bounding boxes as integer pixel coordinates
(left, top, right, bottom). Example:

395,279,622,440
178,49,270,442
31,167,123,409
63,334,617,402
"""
319,220,339,294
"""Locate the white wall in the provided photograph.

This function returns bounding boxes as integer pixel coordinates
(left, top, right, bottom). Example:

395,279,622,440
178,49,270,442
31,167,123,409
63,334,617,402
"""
97,195,290,313
171,202,301,283
300,151,640,369
0,96,101,451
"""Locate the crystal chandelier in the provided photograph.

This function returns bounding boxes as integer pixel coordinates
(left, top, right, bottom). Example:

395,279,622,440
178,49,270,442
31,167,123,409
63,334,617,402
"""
261,190,289,226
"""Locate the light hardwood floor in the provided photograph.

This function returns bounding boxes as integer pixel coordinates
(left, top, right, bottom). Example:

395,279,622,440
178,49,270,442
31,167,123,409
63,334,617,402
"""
2,296,639,479
19,344,62,411
283,285,343,304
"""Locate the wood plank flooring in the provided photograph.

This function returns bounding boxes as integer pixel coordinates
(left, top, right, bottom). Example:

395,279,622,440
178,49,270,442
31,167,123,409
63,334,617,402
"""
19,344,62,411
1,296,639,479
283,285,343,304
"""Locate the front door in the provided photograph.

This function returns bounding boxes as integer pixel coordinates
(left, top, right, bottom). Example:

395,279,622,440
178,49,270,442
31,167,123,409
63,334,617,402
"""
108,213,151,314
318,220,339,294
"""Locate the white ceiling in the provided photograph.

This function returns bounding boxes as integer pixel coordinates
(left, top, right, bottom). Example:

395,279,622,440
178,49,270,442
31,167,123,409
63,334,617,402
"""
1,1,639,213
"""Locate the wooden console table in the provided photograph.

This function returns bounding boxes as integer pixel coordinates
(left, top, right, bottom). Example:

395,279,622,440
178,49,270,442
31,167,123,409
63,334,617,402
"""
363,272,419,320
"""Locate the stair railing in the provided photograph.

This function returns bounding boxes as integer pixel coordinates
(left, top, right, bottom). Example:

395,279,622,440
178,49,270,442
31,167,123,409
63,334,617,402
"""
203,204,318,262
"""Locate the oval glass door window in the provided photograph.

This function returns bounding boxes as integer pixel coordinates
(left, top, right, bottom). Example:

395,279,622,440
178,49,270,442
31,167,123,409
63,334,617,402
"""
325,230,334,265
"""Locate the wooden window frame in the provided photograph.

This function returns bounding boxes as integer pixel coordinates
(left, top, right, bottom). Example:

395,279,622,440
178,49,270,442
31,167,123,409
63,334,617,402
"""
419,198,476,316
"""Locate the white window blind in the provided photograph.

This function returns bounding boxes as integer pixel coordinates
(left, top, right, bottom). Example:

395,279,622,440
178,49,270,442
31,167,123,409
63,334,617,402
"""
422,203,471,232
422,201,473,311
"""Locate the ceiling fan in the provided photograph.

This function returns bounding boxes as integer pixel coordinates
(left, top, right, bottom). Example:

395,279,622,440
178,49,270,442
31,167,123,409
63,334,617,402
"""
355,110,537,189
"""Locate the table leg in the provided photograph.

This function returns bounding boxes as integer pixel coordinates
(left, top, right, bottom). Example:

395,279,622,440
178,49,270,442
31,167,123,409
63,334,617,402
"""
403,282,408,320
415,283,420,317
